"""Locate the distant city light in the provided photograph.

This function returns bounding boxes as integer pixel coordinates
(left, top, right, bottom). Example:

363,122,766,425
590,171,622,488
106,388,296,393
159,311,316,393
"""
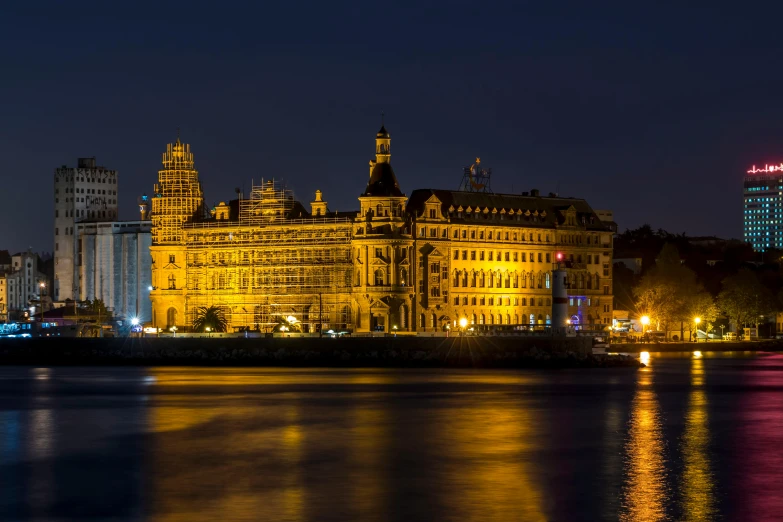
748,164,783,174
130,317,139,326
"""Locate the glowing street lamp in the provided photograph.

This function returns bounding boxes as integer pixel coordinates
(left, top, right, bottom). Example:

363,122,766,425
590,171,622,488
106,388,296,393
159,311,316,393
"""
38,282,46,323
392,325,397,337
170,325,177,338
459,317,468,336
640,315,650,341
205,326,211,338
694,317,701,342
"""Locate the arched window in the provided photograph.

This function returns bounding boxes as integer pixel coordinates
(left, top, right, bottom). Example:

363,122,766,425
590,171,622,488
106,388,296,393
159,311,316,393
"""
490,314,496,325
166,307,177,327
479,314,485,325
479,272,485,287
537,314,544,324
512,314,517,324
376,204,383,216
546,314,551,325
545,273,550,289
374,269,384,286
471,314,477,325
400,304,408,328
431,313,437,328
453,271,460,287
462,271,468,286
420,313,426,328
529,314,535,324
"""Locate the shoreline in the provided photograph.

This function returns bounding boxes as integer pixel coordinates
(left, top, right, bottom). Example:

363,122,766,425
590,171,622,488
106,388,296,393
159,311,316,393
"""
0,337,642,369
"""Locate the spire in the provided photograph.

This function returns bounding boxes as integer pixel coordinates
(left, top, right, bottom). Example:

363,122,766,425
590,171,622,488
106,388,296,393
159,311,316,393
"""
365,124,402,197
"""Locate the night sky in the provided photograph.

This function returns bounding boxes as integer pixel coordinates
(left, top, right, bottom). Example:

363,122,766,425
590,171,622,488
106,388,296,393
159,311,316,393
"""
2,1,782,253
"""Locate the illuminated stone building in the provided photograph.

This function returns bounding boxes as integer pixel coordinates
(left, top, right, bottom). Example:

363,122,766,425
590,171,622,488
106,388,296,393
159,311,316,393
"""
149,128,613,333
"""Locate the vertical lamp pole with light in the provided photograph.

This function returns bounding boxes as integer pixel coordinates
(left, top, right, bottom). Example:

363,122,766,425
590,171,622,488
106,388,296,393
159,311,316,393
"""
206,326,211,338
694,317,701,343
39,282,45,324
459,317,468,337
641,315,650,343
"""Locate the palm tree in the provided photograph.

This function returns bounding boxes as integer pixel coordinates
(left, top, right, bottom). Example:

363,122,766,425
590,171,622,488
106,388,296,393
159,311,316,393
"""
192,306,228,332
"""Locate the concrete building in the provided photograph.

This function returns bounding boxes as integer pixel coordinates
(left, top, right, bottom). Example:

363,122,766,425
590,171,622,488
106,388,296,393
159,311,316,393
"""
53,157,119,301
149,128,614,333
6,250,47,320
744,164,783,251
77,220,152,323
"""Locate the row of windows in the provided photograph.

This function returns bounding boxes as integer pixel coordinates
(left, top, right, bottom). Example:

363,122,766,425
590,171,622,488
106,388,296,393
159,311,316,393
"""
58,197,117,205
55,209,116,219
56,176,116,184
58,187,116,195
452,296,551,307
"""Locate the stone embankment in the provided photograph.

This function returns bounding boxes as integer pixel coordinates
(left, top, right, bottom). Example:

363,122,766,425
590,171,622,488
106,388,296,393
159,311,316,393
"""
0,336,642,369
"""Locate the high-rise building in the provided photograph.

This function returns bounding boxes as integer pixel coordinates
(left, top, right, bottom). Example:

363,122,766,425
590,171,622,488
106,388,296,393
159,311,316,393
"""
744,164,783,252
149,127,614,333
53,158,119,301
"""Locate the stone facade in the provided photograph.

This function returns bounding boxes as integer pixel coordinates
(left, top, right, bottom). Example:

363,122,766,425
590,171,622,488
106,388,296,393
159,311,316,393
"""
149,128,613,333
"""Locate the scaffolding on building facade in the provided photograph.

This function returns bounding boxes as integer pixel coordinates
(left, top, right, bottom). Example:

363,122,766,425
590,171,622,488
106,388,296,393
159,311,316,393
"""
151,140,204,244
182,180,354,332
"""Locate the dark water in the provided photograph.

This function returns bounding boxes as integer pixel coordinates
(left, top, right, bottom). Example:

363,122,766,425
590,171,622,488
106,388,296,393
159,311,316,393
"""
0,353,781,521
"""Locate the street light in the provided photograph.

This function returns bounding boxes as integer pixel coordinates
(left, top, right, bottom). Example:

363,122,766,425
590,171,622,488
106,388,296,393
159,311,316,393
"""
205,326,211,338
459,317,468,337
392,325,397,337
38,282,46,324
641,315,650,343
694,317,701,342
170,325,177,338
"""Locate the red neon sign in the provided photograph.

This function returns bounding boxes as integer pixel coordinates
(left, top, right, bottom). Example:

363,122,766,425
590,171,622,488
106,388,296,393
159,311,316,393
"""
747,164,783,174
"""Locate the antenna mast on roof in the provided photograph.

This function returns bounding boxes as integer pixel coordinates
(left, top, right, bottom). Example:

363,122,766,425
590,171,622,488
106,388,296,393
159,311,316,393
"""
458,157,493,193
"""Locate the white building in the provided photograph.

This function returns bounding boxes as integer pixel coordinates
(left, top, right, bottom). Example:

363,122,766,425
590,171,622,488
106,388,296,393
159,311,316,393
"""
54,157,119,301
77,220,152,323
6,251,47,320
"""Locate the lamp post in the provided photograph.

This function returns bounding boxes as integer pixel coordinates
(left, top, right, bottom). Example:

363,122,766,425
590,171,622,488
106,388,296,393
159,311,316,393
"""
641,315,650,343
392,325,397,337
694,317,701,342
170,325,177,338
206,326,211,338
720,324,725,341
459,317,468,337
38,282,45,324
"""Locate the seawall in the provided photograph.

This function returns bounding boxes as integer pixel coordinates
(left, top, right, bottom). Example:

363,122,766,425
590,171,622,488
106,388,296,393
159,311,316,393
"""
0,336,640,368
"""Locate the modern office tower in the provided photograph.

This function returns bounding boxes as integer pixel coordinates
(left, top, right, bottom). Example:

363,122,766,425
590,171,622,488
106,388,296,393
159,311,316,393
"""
744,164,783,252
53,158,119,301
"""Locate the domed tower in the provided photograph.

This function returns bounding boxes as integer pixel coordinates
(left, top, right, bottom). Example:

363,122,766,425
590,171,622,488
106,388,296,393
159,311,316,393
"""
354,123,413,333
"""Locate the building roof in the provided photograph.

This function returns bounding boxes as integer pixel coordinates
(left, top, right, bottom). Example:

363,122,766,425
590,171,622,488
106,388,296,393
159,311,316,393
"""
377,125,389,137
406,189,610,230
364,162,403,197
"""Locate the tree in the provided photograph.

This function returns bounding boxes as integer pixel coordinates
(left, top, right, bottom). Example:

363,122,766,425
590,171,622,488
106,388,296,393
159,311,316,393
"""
633,243,701,332
718,268,777,331
192,306,228,332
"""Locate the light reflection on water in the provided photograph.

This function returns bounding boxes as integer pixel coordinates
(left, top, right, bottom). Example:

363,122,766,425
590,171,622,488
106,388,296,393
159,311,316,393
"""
620,361,669,521
679,356,716,521
2,357,783,520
